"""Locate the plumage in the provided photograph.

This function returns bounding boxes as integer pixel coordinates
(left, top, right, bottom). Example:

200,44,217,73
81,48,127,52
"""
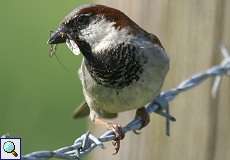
49,3,169,130
48,4,169,153
79,37,169,120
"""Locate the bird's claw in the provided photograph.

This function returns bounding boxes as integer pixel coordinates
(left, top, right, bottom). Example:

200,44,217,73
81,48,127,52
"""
133,130,141,135
135,107,150,130
112,140,120,155
110,124,125,155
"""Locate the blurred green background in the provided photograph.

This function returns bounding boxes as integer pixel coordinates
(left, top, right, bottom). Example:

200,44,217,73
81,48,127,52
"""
0,0,90,154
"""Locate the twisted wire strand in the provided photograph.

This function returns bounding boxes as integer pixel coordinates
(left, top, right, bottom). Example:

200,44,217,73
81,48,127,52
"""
1,46,230,160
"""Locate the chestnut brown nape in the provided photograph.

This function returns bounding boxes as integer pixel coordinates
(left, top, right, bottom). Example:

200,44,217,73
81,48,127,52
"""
77,4,139,30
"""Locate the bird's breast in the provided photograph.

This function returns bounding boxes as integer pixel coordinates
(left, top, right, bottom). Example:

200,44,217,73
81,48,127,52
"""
79,43,169,114
85,43,146,89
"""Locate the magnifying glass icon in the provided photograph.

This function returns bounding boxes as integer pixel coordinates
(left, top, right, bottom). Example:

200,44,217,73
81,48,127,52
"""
3,141,18,157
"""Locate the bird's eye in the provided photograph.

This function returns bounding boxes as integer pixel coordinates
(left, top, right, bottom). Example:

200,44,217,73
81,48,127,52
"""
77,14,92,25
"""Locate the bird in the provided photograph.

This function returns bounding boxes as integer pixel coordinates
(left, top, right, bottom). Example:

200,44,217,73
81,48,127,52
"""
48,4,169,154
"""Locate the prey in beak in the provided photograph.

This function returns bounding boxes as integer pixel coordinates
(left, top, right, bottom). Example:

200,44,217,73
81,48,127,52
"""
48,26,68,57
48,26,80,57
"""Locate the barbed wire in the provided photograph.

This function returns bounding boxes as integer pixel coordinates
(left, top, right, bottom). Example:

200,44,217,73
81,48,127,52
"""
2,46,230,160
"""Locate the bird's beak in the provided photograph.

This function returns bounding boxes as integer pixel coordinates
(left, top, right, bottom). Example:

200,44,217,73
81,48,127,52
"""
48,26,67,44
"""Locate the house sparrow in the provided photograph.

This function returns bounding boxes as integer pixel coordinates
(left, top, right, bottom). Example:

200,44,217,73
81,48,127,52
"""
48,4,169,154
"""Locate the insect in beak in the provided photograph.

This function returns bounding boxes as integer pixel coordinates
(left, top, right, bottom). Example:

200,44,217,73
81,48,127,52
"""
48,30,57,57
48,26,68,57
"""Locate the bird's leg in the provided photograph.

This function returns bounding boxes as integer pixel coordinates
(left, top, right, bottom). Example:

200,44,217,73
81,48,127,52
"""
133,107,150,134
94,117,125,154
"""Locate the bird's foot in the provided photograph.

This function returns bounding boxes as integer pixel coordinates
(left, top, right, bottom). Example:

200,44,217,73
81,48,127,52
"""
94,118,125,154
133,107,150,134
108,123,125,155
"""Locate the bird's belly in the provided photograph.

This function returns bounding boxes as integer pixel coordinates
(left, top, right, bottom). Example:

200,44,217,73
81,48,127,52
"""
79,50,169,114
91,77,161,113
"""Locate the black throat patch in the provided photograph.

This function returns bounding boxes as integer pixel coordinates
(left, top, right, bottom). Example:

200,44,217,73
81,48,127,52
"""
85,42,147,89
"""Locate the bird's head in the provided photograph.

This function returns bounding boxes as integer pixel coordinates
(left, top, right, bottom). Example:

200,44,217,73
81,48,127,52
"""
48,4,141,59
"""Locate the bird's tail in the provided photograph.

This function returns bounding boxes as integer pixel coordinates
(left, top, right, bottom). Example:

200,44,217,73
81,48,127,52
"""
73,102,90,119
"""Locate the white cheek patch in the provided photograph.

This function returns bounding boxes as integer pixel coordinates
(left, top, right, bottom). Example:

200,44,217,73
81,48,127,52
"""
66,39,81,55
80,18,132,53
